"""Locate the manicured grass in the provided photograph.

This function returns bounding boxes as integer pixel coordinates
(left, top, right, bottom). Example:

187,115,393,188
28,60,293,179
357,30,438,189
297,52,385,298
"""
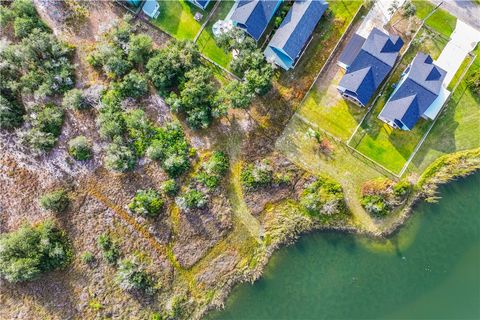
408,46,480,174
152,0,207,40
412,0,457,38
350,27,450,173
297,69,366,140
196,0,234,68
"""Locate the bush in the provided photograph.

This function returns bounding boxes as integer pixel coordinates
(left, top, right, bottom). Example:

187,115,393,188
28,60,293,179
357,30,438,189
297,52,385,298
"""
63,89,91,110
196,151,229,190
177,189,207,210
240,160,273,191
68,135,93,161
81,251,95,265
300,177,344,216
128,34,154,65
123,109,157,155
467,69,480,95
39,189,69,213
104,138,136,172
0,220,71,283
146,122,191,178
97,102,126,140
97,233,120,265
360,178,409,217
24,103,64,152
116,257,156,295
117,70,148,99
128,189,164,217
162,179,178,196
0,95,23,129
393,180,411,197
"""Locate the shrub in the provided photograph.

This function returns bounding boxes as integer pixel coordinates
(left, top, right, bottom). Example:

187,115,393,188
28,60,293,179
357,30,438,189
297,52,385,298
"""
0,220,71,283
123,109,157,155
196,151,229,190
393,180,411,197
68,135,93,161
300,177,344,216
467,69,480,95
146,122,190,178
81,251,95,265
116,257,156,295
240,160,273,191
128,189,164,217
97,233,120,265
128,34,154,65
39,189,69,213
162,179,178,196
0,95,23,129
177,189,207,210
117,70,148,99
360,178,409,217
30,103,64,136
63,88,91,110
97,103,126,140
104,138,136,172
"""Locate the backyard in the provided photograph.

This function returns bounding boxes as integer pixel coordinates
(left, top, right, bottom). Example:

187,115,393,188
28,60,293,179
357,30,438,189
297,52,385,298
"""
407,45,480,174
151,0,210,40
349,25,453,174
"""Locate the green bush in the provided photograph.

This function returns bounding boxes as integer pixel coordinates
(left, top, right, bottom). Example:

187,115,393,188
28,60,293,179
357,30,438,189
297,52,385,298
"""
39,189,69,213
467,69,480,95
81,251,95,265
128,34,154,65
360,178,410,217
162,179,178,196
196,151,229,190
0,95,23,129
97,103,126,140
240,160,273,191
300,177,344,216
68,135,93,161
177,189,207,210
97,233,120,265
104,138,136,172
23,103,64,152
361,195,389,216
117,70,148,99
393,180,411,197
63,88,91,110
146,122,191,178
0,220,71,283
128,189,164,217
123,109,157,155
116,257,156,295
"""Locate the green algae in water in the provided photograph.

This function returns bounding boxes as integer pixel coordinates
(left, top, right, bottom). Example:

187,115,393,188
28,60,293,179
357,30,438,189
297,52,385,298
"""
209,174,480,319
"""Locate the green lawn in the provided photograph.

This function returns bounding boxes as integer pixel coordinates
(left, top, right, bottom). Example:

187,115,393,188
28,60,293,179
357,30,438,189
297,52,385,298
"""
412,0,457,38
350,27,450,173
408,46,480,174
297,69,366,140
151,0,209,40
196,0,234,68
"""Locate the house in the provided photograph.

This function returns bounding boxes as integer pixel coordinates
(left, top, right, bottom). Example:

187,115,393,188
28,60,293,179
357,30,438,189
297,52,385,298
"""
230,0,282,41
378,53,449,130
264,0,328,70
142,0,160,18
189,0,211,10
337,28,403,107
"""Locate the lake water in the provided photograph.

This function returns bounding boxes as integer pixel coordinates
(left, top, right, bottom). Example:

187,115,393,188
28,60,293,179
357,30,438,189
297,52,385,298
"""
209,174,480,319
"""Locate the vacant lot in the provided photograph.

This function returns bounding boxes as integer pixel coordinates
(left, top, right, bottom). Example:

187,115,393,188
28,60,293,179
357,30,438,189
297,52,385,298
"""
412,0,457,38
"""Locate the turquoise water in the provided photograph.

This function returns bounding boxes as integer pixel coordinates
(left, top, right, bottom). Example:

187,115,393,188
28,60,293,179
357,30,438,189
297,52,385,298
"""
209,174,480,319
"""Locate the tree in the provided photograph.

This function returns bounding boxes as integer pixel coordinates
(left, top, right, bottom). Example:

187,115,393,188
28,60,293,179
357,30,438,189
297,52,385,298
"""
68,135,93,161
388,0,399,15
300,178,344,216
128,34,154,65
196,151,229,190
216,80,254,111
146,40,200,92
0,95,23,129
97,101,126,140
23,103,64,152
104,54,132,79
167,66,216,129
104,138,136,172
402,1,416,17
123,109,157,155
117,70,149,99
116,257,156,295
63,89,91,110
128,189,164,217
0,220,71,283
39,189,69,213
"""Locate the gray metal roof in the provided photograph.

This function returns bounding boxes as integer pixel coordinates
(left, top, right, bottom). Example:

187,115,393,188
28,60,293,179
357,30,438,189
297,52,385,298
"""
338,33,366,67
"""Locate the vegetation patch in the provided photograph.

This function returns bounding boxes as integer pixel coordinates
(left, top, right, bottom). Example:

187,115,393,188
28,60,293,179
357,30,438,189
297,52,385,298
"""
39,188,70,213
68,135,93,161
116,256,157,296
300,176,345,216
0,220,71,283
360,178,411,217
128,189,164,217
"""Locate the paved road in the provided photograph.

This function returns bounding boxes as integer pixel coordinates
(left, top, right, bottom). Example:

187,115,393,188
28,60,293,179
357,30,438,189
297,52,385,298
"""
429,0,480,31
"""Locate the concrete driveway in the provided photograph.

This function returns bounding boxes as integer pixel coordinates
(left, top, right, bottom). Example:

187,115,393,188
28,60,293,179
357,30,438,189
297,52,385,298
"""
436,20,480,85
429,0,480,31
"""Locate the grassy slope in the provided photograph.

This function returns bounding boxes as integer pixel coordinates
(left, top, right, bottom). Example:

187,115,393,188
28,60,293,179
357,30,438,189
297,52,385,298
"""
351,27,451,173
196,0,234,68
408,46,480,174
152,0,207,40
